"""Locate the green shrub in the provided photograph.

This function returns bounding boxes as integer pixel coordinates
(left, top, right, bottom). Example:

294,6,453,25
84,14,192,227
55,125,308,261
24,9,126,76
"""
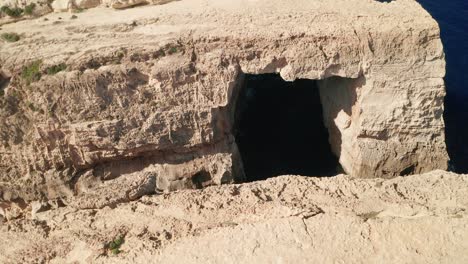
167,46,178,55
21,60,42,84
1,6,23,17
24,3,36,16
46,63,67,75
1,32,20,42
108,236,124,255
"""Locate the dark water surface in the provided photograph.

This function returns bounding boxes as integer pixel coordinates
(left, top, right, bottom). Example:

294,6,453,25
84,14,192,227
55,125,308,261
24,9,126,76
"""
417,0,468,172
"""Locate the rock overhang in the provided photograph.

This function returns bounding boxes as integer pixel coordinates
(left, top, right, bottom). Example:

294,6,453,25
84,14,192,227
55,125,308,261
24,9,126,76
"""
0,0,448,201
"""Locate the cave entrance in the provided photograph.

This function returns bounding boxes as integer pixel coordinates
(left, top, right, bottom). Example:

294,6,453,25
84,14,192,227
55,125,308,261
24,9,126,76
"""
234,74,340,182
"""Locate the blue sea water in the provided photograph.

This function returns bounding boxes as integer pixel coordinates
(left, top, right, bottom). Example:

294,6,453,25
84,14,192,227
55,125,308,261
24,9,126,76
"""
417,0,468,172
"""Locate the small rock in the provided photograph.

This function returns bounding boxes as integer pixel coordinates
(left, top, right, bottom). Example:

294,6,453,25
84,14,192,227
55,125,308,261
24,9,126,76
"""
4,204,23,221
31,201,51,219
49,198,67,209
71,15,78,19
0,207,5,219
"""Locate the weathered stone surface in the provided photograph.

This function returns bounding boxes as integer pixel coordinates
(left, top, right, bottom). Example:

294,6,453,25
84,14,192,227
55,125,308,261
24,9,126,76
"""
30,200,50,218
101,0,176,9
50,0,101,12
1,171,467,263
109,0,147,9
74,0,101,9
50,0,72,12
319,76,447,178
0,0,448,201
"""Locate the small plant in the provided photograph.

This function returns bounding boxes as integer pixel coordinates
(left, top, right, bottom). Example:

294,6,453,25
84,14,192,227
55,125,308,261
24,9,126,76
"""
358,211,382,222
167,46,178,55
1,6,23,18
116,51,125,58
24,3,36,16
154,49,165,58
74,7,85,13
9,89,21,99
27,102,38,112
1,32,20,42
46,63,67,75
107,236,124,255
110,51,125,64
21,60,42,85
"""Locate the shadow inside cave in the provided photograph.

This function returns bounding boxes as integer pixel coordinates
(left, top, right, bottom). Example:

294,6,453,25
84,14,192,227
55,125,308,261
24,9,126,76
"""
233,74,340,182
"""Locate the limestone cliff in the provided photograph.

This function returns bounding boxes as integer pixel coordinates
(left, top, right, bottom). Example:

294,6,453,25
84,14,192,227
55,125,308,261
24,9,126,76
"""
0,0,448,201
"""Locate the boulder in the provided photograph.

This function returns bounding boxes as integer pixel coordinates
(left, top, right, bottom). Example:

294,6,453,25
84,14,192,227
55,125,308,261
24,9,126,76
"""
51,0,100,12
74,0,100,9
51,0,72,12
30,200,50,218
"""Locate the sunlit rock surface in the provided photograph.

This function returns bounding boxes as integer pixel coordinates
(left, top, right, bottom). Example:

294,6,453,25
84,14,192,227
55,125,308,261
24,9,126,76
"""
0,0,448,201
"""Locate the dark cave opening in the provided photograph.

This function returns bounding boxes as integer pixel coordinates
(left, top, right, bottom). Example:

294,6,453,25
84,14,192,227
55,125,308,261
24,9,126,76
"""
234,74,340,182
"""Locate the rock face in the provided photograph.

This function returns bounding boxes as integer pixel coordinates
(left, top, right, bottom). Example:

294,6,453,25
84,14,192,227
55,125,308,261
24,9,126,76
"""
0,0,448,201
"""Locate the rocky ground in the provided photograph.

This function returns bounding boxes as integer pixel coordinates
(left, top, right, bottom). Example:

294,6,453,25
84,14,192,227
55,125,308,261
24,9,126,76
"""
1,170,467,263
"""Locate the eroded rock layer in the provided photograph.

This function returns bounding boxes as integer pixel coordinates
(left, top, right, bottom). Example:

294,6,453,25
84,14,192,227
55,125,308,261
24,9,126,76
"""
0,0,448,201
